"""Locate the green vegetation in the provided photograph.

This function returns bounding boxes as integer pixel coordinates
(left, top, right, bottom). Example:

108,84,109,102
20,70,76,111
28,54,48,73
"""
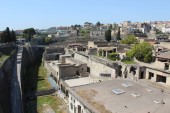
0,54,9,67
0,54,9,61
122,59,136,64
105,29,111,42
95,21,101,27
25,59,67,113
98,50,102,56
121,35,138,44
127,42,153,63
155,28,163,34
0,49,16,67
37,95,67,113
0,27,16,43
27,95,67,113
24,61,51,92
116,27,121,41
23,28,36,41
108,52,120,61
80,29,90,39
16,35,23,39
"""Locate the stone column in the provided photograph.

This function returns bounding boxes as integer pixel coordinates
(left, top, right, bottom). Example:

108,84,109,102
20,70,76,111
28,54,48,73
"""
102,50,104,57
106,51,108,58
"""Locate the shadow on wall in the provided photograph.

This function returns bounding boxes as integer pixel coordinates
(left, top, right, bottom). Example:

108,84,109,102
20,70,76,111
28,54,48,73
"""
21,47,45,113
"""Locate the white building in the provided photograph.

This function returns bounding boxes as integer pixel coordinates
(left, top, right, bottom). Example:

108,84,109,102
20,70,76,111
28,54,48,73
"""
162,27,170,33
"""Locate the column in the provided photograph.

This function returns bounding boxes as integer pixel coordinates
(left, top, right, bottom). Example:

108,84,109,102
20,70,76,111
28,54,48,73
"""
102,50,104,57
106,51,108,58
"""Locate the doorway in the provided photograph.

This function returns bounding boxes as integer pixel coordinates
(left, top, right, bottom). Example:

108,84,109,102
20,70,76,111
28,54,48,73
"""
78,105,81,113
149,72,154,80
156,75,166,83
140,71,144,79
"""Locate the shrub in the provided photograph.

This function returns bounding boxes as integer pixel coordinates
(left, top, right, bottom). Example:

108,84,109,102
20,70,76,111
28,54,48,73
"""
108,53,120,61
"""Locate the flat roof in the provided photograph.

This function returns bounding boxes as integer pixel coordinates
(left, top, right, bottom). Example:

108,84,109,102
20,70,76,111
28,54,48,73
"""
71,79,170,113
49,61,72,69
98,47,117,51
157,51,170,59
64,77,113,87
66,57,86,66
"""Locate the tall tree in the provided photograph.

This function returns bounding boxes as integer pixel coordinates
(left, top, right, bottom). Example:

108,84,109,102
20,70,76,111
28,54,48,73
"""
116,27,121,41
10,30,16,42
23,28,36,41
0,27,16,43
113,23,118,30
5,27,11,42
96,21,101,27
109,24,113,30
105,29,111,42
0,31,6,43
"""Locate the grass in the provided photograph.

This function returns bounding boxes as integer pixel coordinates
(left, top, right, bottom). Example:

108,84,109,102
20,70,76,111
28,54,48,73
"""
122,60,136,64
0,55,9,62
25,60,67,113
0,49,16,67
37,63,51,91
24,61,51,92
37,95,67,113
27,95,67,113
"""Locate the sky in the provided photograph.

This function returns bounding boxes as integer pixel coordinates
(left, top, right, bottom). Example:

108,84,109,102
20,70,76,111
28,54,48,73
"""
0,0,170,30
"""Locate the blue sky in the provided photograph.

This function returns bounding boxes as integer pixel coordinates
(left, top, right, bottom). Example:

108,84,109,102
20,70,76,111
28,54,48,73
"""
0,0,170,30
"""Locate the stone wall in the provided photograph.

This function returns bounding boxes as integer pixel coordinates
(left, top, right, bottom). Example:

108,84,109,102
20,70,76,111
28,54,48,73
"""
0,47,17,113
146,68,170,86
21,46,44,112
60,66,77,79
74,52,116,77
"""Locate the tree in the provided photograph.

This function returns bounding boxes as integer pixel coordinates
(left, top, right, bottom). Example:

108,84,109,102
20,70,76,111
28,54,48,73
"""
108,52,120,61
121,35,138,44
116,27,121,41
0,27,16,43
113,23,118,31
96,21,101,27
105,29,111,42
5,27,11,42
0,31,6,43
109,24,113,30
23,28,36,41
45,37,53,44
80,29,90,39
127,42,153,63
10,30,16,42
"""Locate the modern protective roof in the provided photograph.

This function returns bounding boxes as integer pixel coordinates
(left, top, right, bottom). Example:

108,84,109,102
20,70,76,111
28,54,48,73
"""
70,79,170,113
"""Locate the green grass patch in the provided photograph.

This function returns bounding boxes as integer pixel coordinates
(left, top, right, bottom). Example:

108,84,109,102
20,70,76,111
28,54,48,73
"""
0,54,9,62
0,55,9,67
37,95,67,113
24,59,67,113
27,95,67,113
122,60,136,64
24,61,51,92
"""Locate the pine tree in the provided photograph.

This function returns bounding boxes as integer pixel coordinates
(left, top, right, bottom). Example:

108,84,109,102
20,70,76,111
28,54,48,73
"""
105,29,111,42
10,30,16,42
5,27,11,42
0,31,6,43
116,27,121,41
